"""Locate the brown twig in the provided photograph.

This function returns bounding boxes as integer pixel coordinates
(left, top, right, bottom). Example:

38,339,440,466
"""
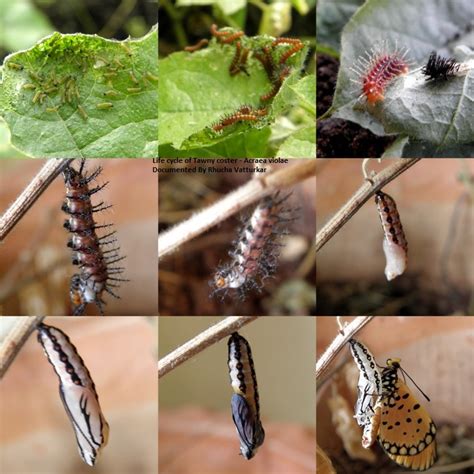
316,158,421,252
158,316,259,378
158,160,316,259
315,316,374,380
0,316,44,379
0,159,71,242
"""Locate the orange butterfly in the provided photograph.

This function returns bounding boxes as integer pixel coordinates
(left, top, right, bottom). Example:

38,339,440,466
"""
371,358,437,471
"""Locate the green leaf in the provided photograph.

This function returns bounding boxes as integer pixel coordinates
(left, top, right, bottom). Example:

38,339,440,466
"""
0,26,158,158
316,0,363,51
290,75,316,116
159,33,308,153
160,127,272,158
276,125,316,158
332,0,474,149
0,0,54,51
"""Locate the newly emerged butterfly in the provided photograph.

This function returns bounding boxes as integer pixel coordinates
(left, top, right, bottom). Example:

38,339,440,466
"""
348,338,383,448
375,190,408,281
375,358,437,471
227,332,265,460
37,323,109,466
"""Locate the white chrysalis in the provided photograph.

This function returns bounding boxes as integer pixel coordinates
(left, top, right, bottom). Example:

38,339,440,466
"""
37,323,109,466
228,332,265,459
375,191,408,281
348,338,383,448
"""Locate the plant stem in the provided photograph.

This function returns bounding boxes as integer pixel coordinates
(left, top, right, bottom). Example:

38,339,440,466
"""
0,316,44,379
158,316,259,378
159,159,316,259
0,159,71,243
315,158,421,252
315,315,374,380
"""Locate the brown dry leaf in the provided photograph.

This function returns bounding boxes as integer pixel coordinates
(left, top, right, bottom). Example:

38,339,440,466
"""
327,387,376,463
316,443,336,474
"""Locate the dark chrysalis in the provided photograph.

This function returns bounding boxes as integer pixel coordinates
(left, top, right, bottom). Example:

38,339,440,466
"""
228,332,265,460
62,159,127,315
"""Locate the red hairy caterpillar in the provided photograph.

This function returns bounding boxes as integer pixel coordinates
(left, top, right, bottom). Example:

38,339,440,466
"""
184,38,209,52
220,31,244,44
351,43,411,104
254,46,276,80
277,42,304,65
375,190,407,281
210,24,244,44
422,51,465,81
228,332,265,460
260,65,290,102
210,191,294,300
62,159,127,315
271,37,302,46
37,323,109,466
229,42,251,76
212,104,267,132
229,41,242,75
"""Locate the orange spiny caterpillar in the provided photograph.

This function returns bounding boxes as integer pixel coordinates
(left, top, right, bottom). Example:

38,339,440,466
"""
229,41,242,75
254,46,276,81
271,37,302,46
277,41,304,65
210,23,230,38
220,31,244,44
210,24,244,44
259,66,289,102
212,111,259,132
184,38,209,52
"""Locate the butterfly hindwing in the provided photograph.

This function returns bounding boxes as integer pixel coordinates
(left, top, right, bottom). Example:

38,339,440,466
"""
378,362,437,471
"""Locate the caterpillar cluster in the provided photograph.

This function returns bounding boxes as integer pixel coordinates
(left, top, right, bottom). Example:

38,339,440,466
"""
62,160,127,315
351,43,411,104
11,38,157,122
210,191,294,300
184,25,304,133
375,190,407,281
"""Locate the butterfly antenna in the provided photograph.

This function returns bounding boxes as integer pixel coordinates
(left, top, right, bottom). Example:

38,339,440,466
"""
399,366,431,402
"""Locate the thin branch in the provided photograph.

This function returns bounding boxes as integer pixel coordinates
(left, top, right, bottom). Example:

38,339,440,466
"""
0,316,44,379
158,316,259,378
0,159,72,242
159,160,316,260
315,316,374,380
316,158,421,252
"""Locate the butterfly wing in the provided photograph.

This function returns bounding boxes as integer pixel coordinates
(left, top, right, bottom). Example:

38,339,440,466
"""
378,378,437,471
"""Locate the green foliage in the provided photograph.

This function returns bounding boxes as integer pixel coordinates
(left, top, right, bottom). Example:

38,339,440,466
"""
0,0,54,51
159,33,314,158
330,0,474,156
0,26,158,158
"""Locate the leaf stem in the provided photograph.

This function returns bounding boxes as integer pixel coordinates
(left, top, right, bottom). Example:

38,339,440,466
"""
315,158,421,252
0,316,44,379
158,316,259,378
0,159,71,243
315,315,374,380
158,159,316,259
